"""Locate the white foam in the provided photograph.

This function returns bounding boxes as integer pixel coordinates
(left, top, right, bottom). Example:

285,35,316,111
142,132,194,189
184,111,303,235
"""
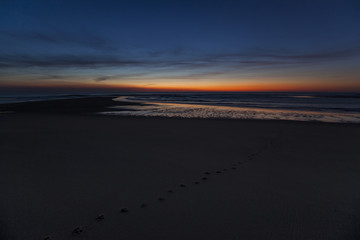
102,102,360,123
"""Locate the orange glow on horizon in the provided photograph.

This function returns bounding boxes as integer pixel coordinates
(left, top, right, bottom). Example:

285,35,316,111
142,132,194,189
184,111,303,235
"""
1,79,360,92
128,82,360,92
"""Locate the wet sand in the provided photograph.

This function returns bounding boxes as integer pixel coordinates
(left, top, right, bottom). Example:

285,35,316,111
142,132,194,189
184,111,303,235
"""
0,97,360,239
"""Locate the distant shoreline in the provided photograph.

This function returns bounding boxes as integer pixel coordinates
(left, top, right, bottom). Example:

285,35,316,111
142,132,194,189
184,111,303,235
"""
0,96,130,115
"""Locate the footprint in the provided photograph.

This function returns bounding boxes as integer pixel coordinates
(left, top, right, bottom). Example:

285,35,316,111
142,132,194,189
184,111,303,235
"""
120,208,129,213
63,148,269,239
72,227,83,235
43,236,51,240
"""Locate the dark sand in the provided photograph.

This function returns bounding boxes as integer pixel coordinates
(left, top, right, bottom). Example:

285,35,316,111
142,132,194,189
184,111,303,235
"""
1,97,360,240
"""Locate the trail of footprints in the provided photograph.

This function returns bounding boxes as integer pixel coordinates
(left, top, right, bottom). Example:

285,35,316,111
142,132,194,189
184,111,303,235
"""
43,140,276,240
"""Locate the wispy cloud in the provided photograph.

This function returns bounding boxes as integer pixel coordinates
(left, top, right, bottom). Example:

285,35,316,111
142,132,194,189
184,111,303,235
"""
0,30,118,51
203,47,360,63
1,46,359,83
93,71,227,82
2,47,358,69
0,55,143,69
94,73,150,82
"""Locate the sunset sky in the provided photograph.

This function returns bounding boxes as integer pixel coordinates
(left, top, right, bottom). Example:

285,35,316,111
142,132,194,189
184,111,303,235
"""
1,0,360,93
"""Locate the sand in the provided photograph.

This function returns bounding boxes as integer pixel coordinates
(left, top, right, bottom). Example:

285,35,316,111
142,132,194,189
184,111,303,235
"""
0,97,360,240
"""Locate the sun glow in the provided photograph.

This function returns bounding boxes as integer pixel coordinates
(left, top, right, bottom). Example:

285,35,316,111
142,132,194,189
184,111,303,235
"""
2,76,360,93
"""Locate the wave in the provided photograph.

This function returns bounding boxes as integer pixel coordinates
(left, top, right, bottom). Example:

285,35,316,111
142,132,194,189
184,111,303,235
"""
116,92,360,114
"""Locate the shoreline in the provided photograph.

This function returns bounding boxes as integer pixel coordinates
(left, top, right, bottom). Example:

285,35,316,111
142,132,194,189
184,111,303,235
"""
0,96,359,125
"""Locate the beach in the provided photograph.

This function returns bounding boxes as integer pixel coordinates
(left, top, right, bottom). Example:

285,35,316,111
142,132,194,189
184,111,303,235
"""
1,97,360,240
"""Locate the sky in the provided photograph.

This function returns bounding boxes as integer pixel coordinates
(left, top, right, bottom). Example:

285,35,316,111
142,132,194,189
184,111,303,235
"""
0,0,360,93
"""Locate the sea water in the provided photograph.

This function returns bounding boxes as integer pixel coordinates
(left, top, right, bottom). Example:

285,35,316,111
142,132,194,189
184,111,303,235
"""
1,92,360,123
103,92,360,123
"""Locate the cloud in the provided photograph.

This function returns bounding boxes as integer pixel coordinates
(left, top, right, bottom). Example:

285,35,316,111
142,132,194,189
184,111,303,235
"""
3,47,358,70
204,47,360,63
0,30,118,51
94,73,152,82
146,47,186,58
94,76,112,82
93,71,227,82
0,55,144,69
1,47,359,82
262,48,360,61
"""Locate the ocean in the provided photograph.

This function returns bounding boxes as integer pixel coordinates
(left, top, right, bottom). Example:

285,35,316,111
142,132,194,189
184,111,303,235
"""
1,92,360,123
105,92,360,123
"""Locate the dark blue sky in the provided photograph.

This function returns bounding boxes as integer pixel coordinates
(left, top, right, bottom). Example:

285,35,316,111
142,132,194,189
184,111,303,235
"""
1,0,360,92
